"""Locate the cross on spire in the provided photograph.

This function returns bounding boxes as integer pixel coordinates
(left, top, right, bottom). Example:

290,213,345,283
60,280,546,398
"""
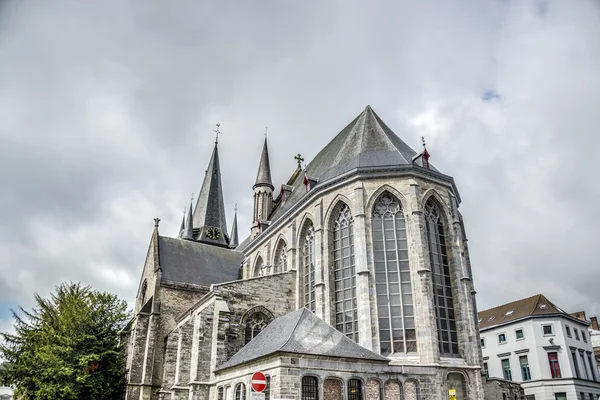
294,154,304,168
421,136,431,168
214,124,222,144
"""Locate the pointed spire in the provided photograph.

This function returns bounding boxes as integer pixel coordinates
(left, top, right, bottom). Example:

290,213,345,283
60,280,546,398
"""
254,137,274,190
229,204,239,248
182,199,194,240
178,208,186,239
192,140,228,245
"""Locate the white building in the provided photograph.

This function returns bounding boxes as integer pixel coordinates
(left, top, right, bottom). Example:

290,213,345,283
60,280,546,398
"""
479,294,600,400
0,386,13,400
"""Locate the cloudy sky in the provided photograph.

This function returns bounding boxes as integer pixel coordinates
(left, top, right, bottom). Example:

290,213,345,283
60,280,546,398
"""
1,0,599,335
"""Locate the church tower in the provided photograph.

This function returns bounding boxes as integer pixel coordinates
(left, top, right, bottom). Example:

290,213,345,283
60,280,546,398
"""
191,140,230,246
251,137,274,238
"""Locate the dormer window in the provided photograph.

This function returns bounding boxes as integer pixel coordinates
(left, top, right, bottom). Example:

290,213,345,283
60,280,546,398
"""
540,304,548,309
488,316,496,322
505,310,514,316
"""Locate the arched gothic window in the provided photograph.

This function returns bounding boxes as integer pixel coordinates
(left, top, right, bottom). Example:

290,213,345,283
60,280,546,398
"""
253,256,264,277
425,200,459,356
446,373,467,400
348,379,363,400
274,240,288,273
372,194,416,355
235,383,246,400
244,312,270,345
332,204,358,342
302,223,316,312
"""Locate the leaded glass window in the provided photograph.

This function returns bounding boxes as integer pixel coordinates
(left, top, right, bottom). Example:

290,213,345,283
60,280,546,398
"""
425,200,459,356
254,256,264,277
235,384,246,400
348,379,363,400
303,224,316,312
372,194,416,355
244,312,269,345
302,376,318,400
333,204,358,342
274,241,288,273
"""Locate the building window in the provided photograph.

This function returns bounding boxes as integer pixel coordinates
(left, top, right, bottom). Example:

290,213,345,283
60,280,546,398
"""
218,387,224,400
580,352,589,380
348,379,362,400
498,333,506,344
333,204,358,342
515,329,524,340
582,331,587,343
581,393,586,400
566,326,572,337
481,338,485,348
372,194,415,354
502,358,512,381
302,376,319,400
575,329,580,341
543,325,553,335
548,352,562,378
254,256,264,277
447,373,467,399
484,362,489,379
587,355,597,381
235,384,246,400
244,312,270,345
274,241,287,273
265,376,270,400
520,355,531,381
425,200,458,356
140,280,148,305
573,349,581,378
525,396,536,400
555,393,566,400
302,223,316,312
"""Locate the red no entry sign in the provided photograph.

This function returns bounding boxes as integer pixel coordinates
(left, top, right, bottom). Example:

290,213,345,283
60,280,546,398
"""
251,372,267,392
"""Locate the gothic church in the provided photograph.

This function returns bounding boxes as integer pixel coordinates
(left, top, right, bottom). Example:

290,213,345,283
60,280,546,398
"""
125,106,485,400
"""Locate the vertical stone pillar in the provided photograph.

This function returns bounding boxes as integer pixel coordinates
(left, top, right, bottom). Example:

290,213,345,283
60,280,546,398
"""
407,179,439,363
352,183,373,350
313,200,326,319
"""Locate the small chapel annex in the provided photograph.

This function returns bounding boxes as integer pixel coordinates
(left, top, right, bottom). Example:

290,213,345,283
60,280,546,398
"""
125,106,486,400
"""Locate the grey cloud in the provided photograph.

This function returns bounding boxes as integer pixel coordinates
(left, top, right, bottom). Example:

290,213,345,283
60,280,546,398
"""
0,0,599,329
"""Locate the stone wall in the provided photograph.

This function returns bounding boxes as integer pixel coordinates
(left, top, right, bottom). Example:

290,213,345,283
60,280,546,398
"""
483,378,525,400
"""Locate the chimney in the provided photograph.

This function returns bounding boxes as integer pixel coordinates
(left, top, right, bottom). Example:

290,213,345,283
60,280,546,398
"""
591,316,599,331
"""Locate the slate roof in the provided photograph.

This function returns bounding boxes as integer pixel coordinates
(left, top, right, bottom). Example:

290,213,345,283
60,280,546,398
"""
269,105,435,222
192,142,228,238
158,236,243,287
254,137,273,189
478,294,570,331
229,210,239,248
216,308,388,371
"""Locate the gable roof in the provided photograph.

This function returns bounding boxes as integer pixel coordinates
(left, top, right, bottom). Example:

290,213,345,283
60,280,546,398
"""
268,105,437,223
158,236,243,287
478,294,571,331
216,308,388,371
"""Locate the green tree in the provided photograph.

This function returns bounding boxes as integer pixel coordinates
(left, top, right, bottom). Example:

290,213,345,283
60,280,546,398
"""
0,282,132,400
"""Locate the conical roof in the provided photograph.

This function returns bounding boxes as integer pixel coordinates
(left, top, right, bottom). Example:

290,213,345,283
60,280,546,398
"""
181,201,194,241
216,308,387,371
306,105,436,183
192,142,228,245
229,208,239,248
254,137,273,189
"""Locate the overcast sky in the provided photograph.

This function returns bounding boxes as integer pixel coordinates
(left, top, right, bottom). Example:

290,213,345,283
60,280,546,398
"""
1,0,599,335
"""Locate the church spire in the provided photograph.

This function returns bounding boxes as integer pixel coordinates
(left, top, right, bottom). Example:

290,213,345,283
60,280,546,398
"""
253,137,274,190
192,129,229,246
182,200,194,241
229,204,239,248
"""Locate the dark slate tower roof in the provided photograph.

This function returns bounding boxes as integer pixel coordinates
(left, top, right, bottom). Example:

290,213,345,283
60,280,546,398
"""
253,137,274,190
181,201,194,241
229,208,239,248
216,308,388,371
192,142,229,246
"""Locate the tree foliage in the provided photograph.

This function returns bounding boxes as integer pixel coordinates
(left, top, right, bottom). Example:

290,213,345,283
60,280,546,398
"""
0,282,132,400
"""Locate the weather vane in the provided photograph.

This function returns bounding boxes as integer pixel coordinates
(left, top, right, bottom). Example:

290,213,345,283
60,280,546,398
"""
214,124,222,144
422,136,427,149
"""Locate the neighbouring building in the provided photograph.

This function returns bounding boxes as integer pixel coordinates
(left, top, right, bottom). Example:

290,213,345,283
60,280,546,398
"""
479,294,600,400
125,106,486,400
569,312,600,381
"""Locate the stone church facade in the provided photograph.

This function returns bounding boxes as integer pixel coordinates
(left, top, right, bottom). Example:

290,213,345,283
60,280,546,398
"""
125,106,486,400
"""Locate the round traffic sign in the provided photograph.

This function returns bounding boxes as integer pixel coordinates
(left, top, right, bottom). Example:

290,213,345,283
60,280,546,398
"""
251,372,267,392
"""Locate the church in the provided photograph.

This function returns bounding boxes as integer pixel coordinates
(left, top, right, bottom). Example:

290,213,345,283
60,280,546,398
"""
125,106,486,400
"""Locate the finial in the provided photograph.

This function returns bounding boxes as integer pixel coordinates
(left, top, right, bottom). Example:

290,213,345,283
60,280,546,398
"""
422,136,426,149
154,217,161,228
214,124,222,144
234,202,238,213
190,193,194,204
265,127,268,139
294,153,304,168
